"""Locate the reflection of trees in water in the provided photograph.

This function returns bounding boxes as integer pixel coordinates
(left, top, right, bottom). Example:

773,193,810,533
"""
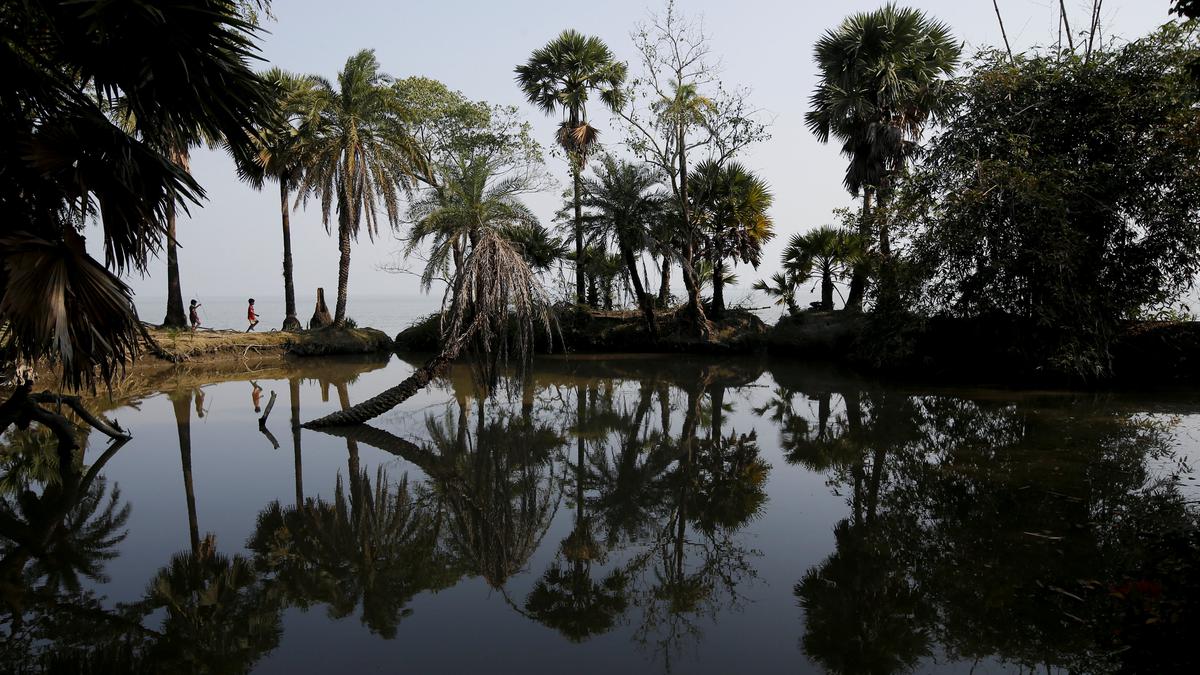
779,389,1200,674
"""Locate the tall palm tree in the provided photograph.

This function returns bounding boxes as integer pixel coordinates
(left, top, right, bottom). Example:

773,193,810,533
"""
783,226,863,311
515,30,627,306
689,160,775,319
805,4,960,308
581,155,666,335
299,50,431,326
244,68,322,331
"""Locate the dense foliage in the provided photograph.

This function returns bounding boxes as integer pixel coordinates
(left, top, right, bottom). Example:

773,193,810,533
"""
894,25,1200,377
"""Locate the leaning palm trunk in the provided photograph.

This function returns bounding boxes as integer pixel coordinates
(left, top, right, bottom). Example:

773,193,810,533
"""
620,244,657,337
304,230,554,428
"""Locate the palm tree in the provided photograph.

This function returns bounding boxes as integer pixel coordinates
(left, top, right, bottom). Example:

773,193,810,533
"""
244,68,322,331
783,226,863,311
405,155,541,290
1,0,272,390
299,49,431,326
689,160,775,319
515,30,627,306
805,4,960,308
581,155,666,335
753,272,800,316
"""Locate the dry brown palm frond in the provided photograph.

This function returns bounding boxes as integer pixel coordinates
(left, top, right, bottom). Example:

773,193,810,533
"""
555,121,600,162
440,228,557,392
0,232,140,390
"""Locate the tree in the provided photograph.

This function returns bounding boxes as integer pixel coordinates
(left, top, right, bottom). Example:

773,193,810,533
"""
299,50,431,326
805,4,960,309
752,272,800,316
894,25,1200,377
782,225,862,311
688,160,774,319
0,0,272,389
619,1,771,333
516,30,627,306
581,155,667,335
243,68,322,331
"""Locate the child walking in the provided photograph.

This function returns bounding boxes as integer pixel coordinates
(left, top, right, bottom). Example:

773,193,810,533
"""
246,298,260,332
189,299,202,331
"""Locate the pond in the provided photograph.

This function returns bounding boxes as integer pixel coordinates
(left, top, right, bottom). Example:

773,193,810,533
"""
2,354,1198,673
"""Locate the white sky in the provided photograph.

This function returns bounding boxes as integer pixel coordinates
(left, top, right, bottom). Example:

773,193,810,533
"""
92,0,1176,311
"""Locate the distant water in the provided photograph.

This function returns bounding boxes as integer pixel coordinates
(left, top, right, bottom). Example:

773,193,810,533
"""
136,293,444,336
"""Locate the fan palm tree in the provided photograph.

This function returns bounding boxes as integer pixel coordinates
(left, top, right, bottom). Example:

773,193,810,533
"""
581,155,666,335
805,4,960,308
783,226,863,311
515,30,627,306
753,272,801,316
0,0,273,389
689,160,775,319
243,68,322,330
299,49,432,326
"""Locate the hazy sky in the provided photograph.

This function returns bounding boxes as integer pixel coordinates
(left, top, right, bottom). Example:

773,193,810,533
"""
94,0,1175,313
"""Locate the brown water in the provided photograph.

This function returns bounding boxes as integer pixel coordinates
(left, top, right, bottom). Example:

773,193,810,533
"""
2,354,1197,673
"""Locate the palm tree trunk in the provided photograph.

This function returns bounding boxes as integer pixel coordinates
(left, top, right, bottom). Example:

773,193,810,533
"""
822,268,834,310
303,314,483,427
289,377,303,506
162,204,187,328
658,253,671,304
573,166,586,306
845,188,873,311
712,257,726,320
334,214,352,326
621,243,658,336
280,180,301,331
163,148,189,328
171,392,200,554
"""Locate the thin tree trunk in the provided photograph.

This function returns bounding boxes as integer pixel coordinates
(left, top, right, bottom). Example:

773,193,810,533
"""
677,124,710,338
280,180,301,331
162,149,189,328
573,166,586,306
621,243,658,336
845,188,873,310
334,215,352,326
171,392,200,554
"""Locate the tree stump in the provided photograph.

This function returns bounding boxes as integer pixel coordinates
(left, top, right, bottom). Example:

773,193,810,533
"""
309,288,333,329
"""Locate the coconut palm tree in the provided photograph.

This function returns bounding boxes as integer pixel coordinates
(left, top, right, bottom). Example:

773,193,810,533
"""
689,160,775,319
515,30,627,306
783,226,863,311
581,155,666,335
805,4,960,308
243,68,322,331
299,49,432,326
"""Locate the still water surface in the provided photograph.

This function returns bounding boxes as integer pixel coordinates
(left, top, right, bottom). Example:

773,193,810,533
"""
2,354,1197,673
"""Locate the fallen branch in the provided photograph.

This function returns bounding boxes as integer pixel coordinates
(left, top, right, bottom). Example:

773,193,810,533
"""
258,390,277,427
29,390,131,440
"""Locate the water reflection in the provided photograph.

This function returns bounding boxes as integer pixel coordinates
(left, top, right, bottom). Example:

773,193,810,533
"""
0,356,1197,673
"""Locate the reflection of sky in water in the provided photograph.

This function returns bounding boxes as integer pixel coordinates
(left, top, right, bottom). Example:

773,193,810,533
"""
3,355,1197,674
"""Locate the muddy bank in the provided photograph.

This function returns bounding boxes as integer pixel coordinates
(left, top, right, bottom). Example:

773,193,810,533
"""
394,307,769,355
141,325,393,363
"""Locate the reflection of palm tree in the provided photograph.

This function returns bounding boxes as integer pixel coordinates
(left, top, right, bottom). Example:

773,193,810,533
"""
139,546,281,673
289,377,303,507
796,520,932,675
249,468,457,639
169,390,201,553
525,561,629,642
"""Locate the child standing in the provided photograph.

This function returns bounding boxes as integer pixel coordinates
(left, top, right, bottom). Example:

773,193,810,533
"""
189,299,202,331
246,298,260,332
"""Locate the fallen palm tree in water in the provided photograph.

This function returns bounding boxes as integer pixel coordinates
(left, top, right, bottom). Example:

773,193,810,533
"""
304,229,554,427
